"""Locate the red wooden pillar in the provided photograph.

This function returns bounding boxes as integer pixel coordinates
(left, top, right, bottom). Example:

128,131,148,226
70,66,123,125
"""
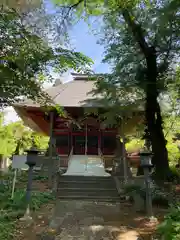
70,123,73,153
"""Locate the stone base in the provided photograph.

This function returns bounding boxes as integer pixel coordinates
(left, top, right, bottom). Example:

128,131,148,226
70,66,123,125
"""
20,215,33,222
19,206,33,223
148,216,158,223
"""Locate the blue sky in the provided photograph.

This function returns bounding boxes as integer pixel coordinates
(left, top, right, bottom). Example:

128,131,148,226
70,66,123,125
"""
50,19,110,83
69,20,109,74
45,0,110,75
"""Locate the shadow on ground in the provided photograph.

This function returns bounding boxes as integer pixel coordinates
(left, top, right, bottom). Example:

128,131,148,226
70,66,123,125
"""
36,200,164,240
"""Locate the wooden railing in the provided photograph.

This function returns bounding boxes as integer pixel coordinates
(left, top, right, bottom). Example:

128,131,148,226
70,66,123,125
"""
68,146,74,166
98,147,105,166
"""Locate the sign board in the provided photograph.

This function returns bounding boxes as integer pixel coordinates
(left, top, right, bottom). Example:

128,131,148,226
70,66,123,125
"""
12,155,28,170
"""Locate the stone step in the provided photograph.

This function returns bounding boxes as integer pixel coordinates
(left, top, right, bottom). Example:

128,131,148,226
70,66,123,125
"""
58,189,119,196
58,181,115,188
59,175,114,181
58,176,114,184
57,175,119,201
58,187,117,191
57,195,121,202
59,178,115,183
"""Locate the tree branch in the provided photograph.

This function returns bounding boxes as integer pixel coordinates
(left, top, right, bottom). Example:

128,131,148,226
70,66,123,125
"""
122,9,149,56
58,0,84,32
61,0,84,12
70,0,84,8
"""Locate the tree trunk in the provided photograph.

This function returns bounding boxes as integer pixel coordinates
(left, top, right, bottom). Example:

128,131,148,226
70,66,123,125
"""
145,49,170,179
121,10,170,179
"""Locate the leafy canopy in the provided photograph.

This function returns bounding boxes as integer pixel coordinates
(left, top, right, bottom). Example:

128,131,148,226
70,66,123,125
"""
53,0,180,102
0,7,93,106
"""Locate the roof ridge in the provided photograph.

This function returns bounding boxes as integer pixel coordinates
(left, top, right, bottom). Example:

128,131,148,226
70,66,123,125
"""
51,81,74,101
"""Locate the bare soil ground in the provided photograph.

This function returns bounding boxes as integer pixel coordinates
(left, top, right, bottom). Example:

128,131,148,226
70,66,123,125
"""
14,179,180,240
14,199,168,240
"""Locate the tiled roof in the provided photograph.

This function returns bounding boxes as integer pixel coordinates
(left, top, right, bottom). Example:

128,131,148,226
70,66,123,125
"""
46,80,100,107
13,74,144,110
14,75,101,107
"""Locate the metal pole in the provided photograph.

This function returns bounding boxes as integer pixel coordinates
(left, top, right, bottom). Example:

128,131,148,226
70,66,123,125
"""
48,111,54,187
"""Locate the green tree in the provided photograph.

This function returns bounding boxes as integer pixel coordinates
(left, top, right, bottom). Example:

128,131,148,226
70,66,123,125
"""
54,0,180,178
0,116,49,156
0,113,17,156
162,68,180,167
0,7,93,107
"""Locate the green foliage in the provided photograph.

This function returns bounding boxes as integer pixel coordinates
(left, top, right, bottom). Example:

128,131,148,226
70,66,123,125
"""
123,183,144,196
0,117,49,156
164,67,180,116
54,0,180,93
164,116,180,138
124,182,179,207
157,205,180,240
0,173,54,240
170,166,180,180
124,114,180,164
54,2,180,175
166,140,180,166
0,7,93,106
54,0,139,17
164,116,180,165
126,138,144,153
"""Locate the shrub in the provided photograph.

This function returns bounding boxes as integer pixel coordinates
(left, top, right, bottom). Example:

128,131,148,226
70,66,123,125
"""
126,139,144,153
166,140,180,166
123,182,178,207
156,204,180,240
0,175,55,240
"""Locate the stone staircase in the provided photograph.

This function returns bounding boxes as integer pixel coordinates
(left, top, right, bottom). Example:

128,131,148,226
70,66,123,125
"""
57,175,120,202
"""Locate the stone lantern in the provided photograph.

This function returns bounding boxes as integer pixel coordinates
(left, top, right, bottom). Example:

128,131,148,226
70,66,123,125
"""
140,151,153,169
20,146,39,221
139,150,157,222
26,147,39,167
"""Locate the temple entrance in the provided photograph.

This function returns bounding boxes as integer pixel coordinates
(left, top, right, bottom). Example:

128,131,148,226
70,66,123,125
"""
73,135,99,155
63,155,110,176
73,135,85,155
87,135,98,155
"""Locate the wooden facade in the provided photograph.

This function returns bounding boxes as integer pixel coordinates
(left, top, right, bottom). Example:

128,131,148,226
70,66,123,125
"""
26,107,117,157
13,74,144,172
54,116,117,156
